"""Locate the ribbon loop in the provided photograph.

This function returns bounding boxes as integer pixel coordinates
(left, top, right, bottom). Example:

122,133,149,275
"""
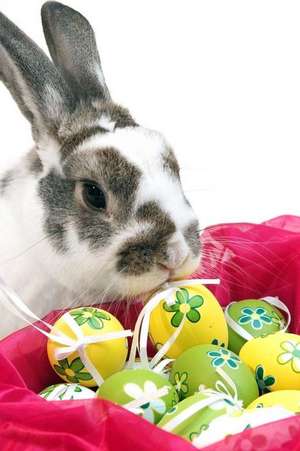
225,296,291,342
0,276,133,387
127,278,220,373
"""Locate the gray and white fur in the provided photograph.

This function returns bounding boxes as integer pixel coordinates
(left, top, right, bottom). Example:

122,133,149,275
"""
0,2,200,337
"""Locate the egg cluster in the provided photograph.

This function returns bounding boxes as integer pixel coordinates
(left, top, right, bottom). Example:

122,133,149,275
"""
40,282,299,448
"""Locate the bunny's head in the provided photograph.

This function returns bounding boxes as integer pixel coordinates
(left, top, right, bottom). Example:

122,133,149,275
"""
0,2,200,301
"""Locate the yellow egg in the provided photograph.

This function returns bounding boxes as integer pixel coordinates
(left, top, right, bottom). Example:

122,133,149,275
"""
149,284,228,359
47,307,128,387
247,390,300,413
240,332,300,391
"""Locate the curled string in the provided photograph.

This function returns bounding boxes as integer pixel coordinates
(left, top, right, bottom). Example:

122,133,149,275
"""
128,278,220,372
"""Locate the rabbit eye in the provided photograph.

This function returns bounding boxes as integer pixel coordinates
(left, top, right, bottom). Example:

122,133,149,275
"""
81,182,106,211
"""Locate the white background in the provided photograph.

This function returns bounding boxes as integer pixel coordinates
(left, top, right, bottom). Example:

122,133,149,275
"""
1,0,300,229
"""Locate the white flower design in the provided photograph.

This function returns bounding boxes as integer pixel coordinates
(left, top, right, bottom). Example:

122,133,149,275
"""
277,340,300,373
124,381,167,423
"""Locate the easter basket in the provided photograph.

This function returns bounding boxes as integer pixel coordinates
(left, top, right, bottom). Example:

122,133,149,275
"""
1,215,300,450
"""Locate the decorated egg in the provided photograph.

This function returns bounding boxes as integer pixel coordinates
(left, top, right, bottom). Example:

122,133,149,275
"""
47,307,131,387
240,332,300,391
158,391,242,443
40,383,96,401
170,344,259,406
97,368,178,424
247,390,300,413
149,284,228,359
226,298,287,354
191,406,293,448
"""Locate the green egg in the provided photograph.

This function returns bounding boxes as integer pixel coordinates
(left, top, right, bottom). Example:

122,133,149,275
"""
226,299,286,354
170,344,259,407
97,368,178,424
158,391,242,443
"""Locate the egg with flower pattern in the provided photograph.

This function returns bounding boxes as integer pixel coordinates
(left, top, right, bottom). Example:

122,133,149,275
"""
97,368,178,424
170,344,258,406
47,307,128,387
247,390,300,413
149,284,228,359
40,383,96,401
158,391,242,443
226,299,287,354
240,332,300,391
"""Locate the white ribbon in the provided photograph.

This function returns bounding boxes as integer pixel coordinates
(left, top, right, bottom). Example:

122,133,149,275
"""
162,367,243,433
0,276,132,386
224,296,291,342
199,367,243,408
123,385,170,412
161,393,226,432
127,278,220,372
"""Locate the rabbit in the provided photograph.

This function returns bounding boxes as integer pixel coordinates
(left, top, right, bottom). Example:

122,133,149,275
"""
0,2,201,337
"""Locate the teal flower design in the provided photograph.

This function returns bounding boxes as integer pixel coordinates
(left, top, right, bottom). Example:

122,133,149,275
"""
255,365,275,394
238,307,272,330
70,307,110,329
163,288,204,327
207,348,240,369
53,357,93,383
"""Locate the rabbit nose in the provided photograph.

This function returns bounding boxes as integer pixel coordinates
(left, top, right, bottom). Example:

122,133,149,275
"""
160,232,189,270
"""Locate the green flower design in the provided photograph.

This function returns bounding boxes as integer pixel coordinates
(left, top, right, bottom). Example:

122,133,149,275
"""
189,424,209,442
277,340,300,373
40,384,56,399
207,348,240,370
54,357,93,383
174,371,189,398
269,310,286,328
238,307,272,330
70,307,110,329
255,365,275,394
163,288,204,327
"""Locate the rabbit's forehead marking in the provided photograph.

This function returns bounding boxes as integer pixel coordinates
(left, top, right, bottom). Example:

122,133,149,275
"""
75,126,177,177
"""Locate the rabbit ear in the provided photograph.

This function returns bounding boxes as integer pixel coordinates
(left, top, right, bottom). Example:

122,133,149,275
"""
41,1,111,102
0,11,74,144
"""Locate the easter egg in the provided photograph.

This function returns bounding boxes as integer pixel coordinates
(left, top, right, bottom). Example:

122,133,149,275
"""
226,298,286,354
247,390,300,413
40,383,96,401
240,332,300,391
158,391,242,442
192,406,293,448
47,307,129,387
97,368,178,424
170,344,259,406
149,284,228,359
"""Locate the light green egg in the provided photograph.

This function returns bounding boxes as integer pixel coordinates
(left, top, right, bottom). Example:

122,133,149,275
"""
170,344,259,406
158,391,242,443
226,299,286,354
97,368,178,424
